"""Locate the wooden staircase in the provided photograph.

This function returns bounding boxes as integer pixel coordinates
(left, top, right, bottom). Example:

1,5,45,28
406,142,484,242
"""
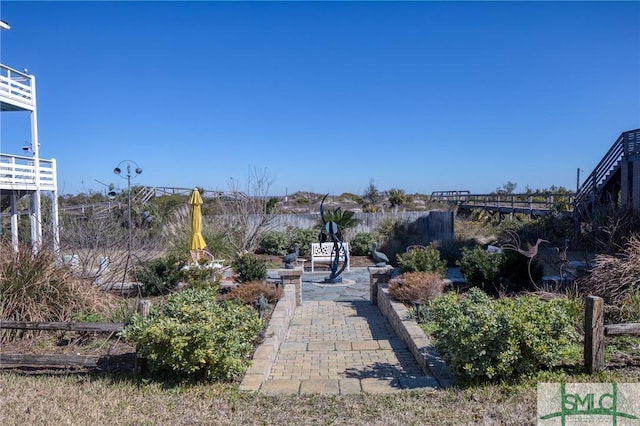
574,128,640,217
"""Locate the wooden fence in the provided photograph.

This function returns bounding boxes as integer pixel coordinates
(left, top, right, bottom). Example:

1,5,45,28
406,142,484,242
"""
584,295,640,374
0,300,150,371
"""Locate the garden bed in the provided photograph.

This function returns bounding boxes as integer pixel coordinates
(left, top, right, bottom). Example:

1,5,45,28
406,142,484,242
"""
0,332,136,373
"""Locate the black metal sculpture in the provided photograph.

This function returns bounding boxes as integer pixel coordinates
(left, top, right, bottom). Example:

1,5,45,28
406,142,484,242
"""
318,194,348,283
283,242,299,269
371,241,389,267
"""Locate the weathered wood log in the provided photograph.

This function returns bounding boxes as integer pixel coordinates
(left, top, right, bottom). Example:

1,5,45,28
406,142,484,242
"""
0,353,135,369
605,322,640,336
584,295,604,374
0,321,124,333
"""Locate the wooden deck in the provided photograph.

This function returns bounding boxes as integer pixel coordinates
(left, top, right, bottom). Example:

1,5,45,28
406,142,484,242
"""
430,191,575,217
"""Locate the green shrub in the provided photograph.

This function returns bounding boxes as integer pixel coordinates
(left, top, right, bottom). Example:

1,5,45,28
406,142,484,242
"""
291,228,317,257
106,301,138,325
374,217,399,243
438,238,471,267
425,288,575,384
121,288,263,381
180,264,222,291
457,247,543,294
457,247,503,292
133,255,185,296
231,254,267,283
351,232,375,256
501,249,544,292
70,311,106,323
396,244,447,276
258,231,289,256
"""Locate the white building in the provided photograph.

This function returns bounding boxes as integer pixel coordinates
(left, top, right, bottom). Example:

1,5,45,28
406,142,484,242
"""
0,20,59,252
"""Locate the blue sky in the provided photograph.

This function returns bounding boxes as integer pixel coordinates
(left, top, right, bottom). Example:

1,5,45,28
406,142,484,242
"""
1,1,638,197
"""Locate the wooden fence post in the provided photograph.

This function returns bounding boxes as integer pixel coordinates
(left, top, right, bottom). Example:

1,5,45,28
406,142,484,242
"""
135,299,151,376
584,295,604,374
137,299,151,319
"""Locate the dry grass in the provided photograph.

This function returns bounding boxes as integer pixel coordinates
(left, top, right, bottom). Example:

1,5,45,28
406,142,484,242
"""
2,368,639,425
0,243,115,339
580,234,640,310
388,272,445,304
218,281,283,305
0,373,534,425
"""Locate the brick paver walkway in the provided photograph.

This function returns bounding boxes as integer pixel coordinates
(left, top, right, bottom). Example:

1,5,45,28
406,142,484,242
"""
259,300,439,395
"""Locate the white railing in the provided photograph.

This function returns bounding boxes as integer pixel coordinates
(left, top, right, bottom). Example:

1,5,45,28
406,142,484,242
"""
0,154,57,191
0,64,34,111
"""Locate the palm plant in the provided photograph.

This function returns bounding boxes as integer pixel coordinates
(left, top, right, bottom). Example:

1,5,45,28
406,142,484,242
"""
316,207,361,241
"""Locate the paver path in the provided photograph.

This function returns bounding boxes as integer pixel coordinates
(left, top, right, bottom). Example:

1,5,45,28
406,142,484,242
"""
259,299,439,395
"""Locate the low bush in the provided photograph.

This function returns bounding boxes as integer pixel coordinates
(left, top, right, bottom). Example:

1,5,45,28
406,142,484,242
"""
180,264,222,291
457,247,543,294
396,244,447,276
133,255,185,296
501,249,544,292
388,272,445,304
290,228,317,257
425,288,575,384
438,237,473,267
350,232,375,256
121,288,263,381
231,254,267,283
258,231,289,256
70,311,107,323
457,247,503,291
219,281,283,305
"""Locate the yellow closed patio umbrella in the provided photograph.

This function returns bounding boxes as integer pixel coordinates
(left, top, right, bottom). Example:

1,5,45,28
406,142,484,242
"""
189,188,206,262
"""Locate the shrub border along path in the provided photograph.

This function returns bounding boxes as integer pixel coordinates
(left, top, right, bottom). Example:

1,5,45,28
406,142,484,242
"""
240,267,455,393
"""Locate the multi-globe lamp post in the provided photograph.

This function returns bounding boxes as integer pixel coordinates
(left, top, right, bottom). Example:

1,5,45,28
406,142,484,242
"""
111,160,142,251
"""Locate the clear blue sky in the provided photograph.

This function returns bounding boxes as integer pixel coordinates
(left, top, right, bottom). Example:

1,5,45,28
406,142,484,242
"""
1,1,638,197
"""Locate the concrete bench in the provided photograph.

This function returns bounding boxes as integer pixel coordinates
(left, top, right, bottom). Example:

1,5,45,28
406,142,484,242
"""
310,242,350,272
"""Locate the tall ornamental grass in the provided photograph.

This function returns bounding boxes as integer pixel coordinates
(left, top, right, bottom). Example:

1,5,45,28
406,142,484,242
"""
0,242,111,340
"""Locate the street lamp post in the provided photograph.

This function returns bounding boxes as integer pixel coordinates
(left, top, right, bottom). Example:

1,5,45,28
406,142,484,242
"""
113,160,142,251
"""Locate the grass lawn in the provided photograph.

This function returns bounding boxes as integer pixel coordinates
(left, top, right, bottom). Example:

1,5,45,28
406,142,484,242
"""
1,367,639,425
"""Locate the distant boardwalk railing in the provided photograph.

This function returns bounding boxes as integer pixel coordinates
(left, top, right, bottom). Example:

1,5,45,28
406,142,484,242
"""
431,191,576,216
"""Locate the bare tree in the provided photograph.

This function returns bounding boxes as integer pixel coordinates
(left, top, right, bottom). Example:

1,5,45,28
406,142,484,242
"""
211,167,279,253
57,205,164,289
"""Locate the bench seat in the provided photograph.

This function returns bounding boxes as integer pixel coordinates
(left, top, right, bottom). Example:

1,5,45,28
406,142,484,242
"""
310,242,350,272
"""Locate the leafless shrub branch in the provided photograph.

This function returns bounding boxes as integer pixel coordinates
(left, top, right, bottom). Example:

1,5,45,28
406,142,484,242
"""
210,167,279,253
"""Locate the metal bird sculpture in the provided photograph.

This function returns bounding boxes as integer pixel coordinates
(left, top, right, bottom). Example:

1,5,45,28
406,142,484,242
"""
371,241,389,266
555,238,570,284
500,230,549,287
283,243,299,269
